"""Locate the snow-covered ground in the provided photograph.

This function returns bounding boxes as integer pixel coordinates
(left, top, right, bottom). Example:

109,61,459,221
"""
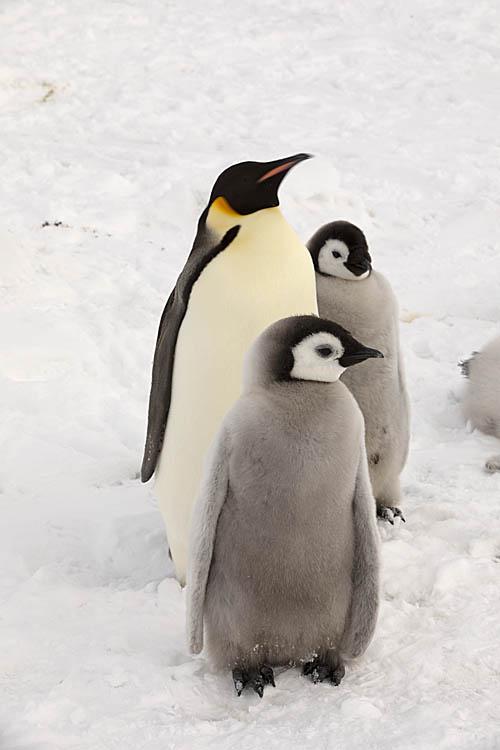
1,1,500,747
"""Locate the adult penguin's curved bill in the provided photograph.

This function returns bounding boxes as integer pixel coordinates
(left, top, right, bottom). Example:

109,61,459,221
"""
141,154,318,583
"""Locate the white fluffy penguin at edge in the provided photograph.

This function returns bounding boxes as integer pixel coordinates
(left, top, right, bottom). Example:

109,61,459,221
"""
187,315,381,697
307,221,410,524
460,334,500,472
141,155,318,584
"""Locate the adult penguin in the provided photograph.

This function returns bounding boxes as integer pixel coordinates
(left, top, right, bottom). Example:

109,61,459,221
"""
141,155,318,583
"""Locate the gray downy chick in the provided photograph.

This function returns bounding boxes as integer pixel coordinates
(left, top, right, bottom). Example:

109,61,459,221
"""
187,315,381,697
307,221,410,524
461,334,500,472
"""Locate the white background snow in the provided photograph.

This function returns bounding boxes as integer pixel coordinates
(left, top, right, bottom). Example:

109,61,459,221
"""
1,1,500,748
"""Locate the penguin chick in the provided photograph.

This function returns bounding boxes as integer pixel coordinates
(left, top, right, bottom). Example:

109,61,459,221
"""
307,221,410,524
461,334,500,472
141,154,318,583
187,315,381,697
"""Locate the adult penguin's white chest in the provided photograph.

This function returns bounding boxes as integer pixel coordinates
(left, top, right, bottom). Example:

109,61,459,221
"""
155,206,318,583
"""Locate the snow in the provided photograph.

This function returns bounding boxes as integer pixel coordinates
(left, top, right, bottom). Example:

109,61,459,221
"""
1,0,500,747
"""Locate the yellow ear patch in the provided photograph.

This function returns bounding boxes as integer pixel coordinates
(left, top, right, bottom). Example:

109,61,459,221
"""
211,197,241,217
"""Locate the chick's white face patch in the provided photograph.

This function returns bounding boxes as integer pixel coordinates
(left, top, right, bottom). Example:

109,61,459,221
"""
318,239,369,281
290,332,345,382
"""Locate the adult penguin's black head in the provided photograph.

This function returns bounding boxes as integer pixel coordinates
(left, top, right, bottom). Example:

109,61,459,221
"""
208,153,312,215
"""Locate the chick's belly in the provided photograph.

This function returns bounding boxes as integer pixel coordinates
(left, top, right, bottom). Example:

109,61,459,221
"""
211,487,354,620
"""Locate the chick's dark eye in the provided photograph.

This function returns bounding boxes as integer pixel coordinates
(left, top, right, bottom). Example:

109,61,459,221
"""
316,346,333,358
332,251,341,259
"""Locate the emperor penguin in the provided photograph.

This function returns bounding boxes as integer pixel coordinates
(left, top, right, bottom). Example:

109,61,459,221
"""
187,315,381,696
460,334,500,472
307,221,410,523
141,155,318,584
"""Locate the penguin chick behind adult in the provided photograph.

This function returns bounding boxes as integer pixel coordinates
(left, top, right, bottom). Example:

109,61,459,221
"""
307,221,410,524
187,315,381,697
141,155,318,584
461,334,500,472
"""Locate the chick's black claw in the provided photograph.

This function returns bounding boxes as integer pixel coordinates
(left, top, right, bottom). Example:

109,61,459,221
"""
392,507,406,522
331,665,345,686
377,506,406,524
232,665,275,697
251,678,264,698
261,664,275,687
232,668,246,697
303,661,314,676
303,658,345,686
248,669,265,698
303,659,330,683
377,506,394,524
312,664,331,683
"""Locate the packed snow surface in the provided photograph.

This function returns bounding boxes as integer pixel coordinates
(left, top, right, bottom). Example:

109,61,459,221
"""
1,1,500,748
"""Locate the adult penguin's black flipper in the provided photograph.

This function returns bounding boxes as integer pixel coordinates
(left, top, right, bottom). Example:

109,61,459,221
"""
141,225,240,483
141,286,177,483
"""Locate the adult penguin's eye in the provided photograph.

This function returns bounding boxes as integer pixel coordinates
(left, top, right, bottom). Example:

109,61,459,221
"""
332,251,341,259
316,346,333,358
